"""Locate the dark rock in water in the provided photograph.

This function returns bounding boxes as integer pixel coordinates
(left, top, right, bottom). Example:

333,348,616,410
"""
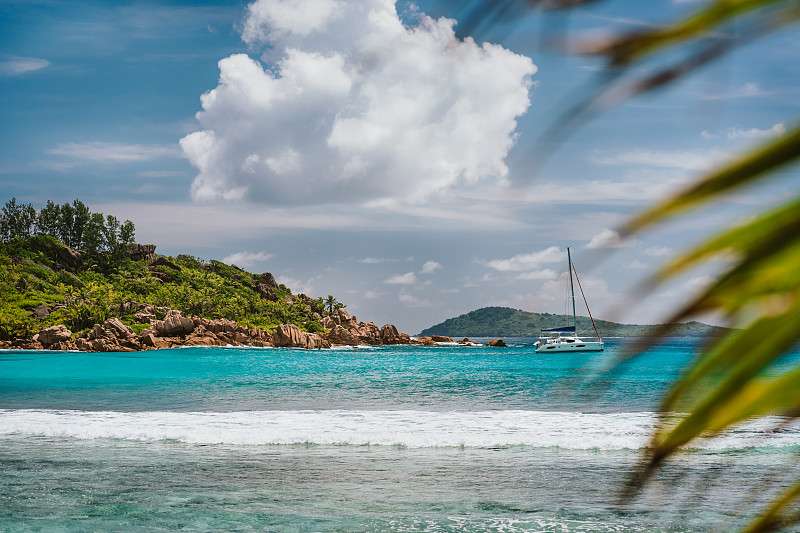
326,324,359,346
431,335,453,343
357,322,381,344
378,324,409,345
485,339,507,347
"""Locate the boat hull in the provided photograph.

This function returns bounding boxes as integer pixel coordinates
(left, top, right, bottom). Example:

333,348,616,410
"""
535,341,604,353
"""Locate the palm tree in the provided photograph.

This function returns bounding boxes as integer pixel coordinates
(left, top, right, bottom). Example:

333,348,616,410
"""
324,295,337,315
465,1,800,530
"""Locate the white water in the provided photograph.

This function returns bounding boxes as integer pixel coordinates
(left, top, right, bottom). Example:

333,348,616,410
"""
2,408,798,450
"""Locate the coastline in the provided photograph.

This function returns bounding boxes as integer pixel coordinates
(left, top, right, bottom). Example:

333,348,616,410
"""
0,306,500,352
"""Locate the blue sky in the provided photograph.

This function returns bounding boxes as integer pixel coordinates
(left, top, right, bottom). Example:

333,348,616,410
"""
2,0,798,334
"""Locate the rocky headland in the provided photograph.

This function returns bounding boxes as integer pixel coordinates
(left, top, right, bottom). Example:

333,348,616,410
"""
0,307,502,352
1,234,508,352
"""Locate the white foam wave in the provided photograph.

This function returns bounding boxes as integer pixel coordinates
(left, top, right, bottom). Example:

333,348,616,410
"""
1,409,798,450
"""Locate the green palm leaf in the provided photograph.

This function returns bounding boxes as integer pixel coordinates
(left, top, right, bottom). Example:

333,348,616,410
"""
463,0,800,529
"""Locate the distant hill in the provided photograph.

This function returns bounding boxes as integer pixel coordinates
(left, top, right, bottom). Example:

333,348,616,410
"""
418,306,727,338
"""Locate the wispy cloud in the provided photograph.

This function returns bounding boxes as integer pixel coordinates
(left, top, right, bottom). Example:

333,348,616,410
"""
358,257,399,264
516,269,558,280
50,142,180,163
483,246,564,272
643,245,673,257
0,57,50,76
591,148,725,171
699,82,771,101
702,122,786,140
398,291,431,307
524,172,689,206
727,123,785,140
138,170,187,178
586,228,632,250
222,251,275,268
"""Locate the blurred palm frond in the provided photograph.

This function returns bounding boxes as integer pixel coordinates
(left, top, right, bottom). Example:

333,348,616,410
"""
461,0,800,530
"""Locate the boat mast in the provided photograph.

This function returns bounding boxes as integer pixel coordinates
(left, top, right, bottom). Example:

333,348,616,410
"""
567,247,576,330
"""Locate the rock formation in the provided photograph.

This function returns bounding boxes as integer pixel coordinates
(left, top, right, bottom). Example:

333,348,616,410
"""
325,324,359,346
56,246,84,272
152,310,195,336
128,243,157,262
2,293,418,352
35,324,72,346
273,324,330,349
250,272,280,301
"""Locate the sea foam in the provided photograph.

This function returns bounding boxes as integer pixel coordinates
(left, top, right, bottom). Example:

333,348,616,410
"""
1,409,797,450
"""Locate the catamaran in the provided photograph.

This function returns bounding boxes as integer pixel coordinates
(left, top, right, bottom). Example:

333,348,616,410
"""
534,247,604,353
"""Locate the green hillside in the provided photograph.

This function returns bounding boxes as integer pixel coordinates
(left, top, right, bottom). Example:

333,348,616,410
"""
418,306,726,338
0,234,331,341
0,197,334,341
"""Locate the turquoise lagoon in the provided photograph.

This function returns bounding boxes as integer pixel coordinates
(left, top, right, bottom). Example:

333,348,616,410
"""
2,339,800,532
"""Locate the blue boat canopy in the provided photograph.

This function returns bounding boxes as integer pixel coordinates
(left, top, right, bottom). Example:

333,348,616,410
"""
541,326,576,333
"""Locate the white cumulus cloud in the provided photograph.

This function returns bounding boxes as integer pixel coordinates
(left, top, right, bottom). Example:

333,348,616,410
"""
181,0,536,205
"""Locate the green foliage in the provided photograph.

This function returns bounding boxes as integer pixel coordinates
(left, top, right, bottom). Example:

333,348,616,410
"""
324,295,337,314
0,234,336,341
0,198,135,257
0,198,37,242
418,306,726,338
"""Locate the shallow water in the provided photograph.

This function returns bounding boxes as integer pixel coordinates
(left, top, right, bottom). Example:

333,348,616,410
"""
2,339,799,532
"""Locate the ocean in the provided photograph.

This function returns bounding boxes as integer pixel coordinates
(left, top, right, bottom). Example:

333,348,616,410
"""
2,338,800,532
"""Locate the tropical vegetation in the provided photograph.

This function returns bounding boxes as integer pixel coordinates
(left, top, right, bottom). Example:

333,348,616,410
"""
0,199,330,341
1,197,135,257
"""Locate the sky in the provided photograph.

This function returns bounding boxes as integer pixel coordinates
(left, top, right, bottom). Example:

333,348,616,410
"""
1,0,799,334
